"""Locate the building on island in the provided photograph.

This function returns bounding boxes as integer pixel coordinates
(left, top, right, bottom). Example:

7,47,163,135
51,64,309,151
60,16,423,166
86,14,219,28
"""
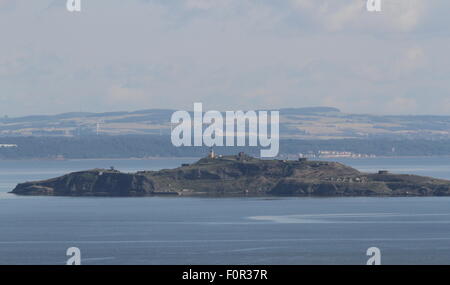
0,144,18,148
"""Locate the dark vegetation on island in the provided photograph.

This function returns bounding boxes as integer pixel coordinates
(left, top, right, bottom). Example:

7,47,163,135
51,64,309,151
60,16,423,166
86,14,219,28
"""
11,153,450,197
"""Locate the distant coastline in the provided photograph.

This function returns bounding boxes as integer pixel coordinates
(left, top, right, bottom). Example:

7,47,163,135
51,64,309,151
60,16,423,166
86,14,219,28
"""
3,154,450,162
3,135,450,160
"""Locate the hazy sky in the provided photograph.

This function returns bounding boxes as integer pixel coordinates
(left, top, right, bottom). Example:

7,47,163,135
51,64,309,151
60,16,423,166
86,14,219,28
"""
1,0,450,116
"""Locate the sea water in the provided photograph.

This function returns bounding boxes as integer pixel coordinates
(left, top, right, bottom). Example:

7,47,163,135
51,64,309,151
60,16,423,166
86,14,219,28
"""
0,157,449,265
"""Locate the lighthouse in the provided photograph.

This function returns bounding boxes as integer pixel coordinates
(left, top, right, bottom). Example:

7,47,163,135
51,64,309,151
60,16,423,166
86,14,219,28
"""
208,148,216,159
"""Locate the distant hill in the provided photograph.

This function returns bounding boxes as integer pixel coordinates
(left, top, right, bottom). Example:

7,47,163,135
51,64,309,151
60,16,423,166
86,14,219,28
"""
1,107,450,140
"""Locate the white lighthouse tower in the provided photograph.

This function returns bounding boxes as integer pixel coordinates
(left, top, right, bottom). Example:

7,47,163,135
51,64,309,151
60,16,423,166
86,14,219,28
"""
208,148,216,159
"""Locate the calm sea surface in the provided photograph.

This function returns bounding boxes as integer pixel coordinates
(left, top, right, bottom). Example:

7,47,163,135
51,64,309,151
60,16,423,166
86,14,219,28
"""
0,157,450,265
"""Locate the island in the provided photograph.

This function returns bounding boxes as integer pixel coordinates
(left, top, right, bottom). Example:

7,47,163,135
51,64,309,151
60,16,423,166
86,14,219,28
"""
10,152,450,197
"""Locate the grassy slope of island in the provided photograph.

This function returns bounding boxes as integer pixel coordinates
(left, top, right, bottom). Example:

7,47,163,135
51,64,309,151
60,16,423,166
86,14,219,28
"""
10,153,450,197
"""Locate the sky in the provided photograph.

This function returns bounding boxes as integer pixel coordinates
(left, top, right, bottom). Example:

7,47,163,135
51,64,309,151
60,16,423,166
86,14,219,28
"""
1,0,450,116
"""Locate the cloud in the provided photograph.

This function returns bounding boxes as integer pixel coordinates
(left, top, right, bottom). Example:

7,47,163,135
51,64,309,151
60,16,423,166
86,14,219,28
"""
289,0,428,32
384,0,427,31
395,46,427,75
185,0,230,10
386,97,418,114
326,1,364,31
108,86,147,104
290,0,365,31
0,0,15,12
0,0,449,116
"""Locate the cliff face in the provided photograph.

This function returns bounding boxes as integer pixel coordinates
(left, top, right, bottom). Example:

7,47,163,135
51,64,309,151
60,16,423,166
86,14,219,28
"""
10,154,450,197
